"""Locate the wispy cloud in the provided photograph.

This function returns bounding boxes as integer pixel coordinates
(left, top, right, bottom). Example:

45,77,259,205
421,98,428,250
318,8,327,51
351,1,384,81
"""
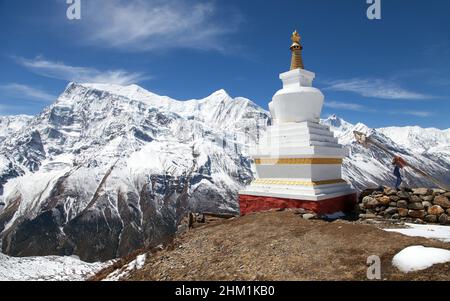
324,100,433,118
78,0,242,52
391,110,434,118
324,100,369,112
326,78,432,100
0,83,55,102
15,56,148,85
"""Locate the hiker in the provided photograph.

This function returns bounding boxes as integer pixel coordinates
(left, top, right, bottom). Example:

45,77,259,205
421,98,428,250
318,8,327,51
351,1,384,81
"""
392,156,407,189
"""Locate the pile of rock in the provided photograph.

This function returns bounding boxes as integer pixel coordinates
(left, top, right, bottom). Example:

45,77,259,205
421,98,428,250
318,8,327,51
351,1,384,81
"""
291,208,318,220
358,187,450,225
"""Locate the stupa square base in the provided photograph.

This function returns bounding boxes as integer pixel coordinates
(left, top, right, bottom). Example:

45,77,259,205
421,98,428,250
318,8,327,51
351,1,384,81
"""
239,193,357,216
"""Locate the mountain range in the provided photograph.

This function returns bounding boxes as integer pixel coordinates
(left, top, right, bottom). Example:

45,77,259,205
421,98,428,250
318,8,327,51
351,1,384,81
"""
0,83,448,262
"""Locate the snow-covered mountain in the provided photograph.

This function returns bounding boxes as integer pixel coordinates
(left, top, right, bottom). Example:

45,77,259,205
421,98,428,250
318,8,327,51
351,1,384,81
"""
0,115,32,142
0,83,270,262
0,84,448,262
323,114,450,191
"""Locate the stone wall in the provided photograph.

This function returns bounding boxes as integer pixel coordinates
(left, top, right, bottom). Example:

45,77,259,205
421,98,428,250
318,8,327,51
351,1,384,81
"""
358,187,450,225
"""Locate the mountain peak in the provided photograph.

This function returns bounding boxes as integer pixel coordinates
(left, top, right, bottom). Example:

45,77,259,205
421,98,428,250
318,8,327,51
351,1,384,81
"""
322,114,352,129
208,89,231,99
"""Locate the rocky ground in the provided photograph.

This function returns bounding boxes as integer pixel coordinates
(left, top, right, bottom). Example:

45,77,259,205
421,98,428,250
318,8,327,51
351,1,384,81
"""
92,210,450,281
358,187,450,225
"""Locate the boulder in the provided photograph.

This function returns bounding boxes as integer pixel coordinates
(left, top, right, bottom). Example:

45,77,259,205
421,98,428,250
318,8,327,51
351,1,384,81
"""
424,215,438,223
432,189,446,194
438,214,449,225
294,208,307,215
410,195,422,203
391,214,400,220
447,209,450,215
397,200,408,209
428,205,445,216
363,197,379,209
421,201,432,209
408,202,424,210
412,188,429,196
434,195,450,209
420,195,434,202
359,213,377,219
389,196,400,202
397,191,410,200
408,210,426,219
389,202,398,207
398,208,409,217
303,213,317,220
384,187,397,196
378,196,391,205
385,207,398,215
359,189,377,202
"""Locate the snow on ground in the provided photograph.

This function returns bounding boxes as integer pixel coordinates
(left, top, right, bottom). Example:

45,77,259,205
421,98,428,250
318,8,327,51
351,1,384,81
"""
384,223,450,243
103,254,147,281
392,246,450,273
0,253,109,281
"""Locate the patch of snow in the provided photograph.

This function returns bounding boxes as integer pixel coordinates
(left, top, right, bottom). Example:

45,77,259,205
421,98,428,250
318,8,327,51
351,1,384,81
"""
103,253,147,281
392,245,450,273
0,253,109,281
384,223,450,243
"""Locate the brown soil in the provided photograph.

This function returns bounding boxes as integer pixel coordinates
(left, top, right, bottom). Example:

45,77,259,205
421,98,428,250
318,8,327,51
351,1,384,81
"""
113,211,450,281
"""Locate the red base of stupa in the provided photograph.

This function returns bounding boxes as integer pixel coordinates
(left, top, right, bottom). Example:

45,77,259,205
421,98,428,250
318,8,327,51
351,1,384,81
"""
239,193,357,216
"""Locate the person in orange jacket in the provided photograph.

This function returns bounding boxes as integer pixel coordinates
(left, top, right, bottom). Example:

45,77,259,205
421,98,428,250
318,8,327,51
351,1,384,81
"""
392,156,407,189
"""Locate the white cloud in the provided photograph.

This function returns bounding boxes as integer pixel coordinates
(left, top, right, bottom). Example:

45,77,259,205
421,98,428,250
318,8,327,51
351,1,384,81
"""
79,0,242,52
324,100,368,111
326,78,432,100
386,110,434,118
0,83,55,102
15,57,148,85
400,111,434,117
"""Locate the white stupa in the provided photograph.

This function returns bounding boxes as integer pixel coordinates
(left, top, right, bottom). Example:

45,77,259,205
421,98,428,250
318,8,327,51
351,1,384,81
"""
239,31,356,215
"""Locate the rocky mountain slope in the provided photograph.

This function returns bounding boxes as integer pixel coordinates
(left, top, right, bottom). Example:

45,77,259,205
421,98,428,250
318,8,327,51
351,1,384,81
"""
0,83,269,262
105,211,450,281
0,83,448,262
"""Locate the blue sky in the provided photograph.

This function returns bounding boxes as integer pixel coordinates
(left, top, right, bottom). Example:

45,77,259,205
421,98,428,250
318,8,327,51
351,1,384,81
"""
0,0,449,129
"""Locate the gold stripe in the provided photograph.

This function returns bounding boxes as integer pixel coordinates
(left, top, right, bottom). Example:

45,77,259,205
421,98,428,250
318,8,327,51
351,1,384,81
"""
254,158,342,165
252,179,346,187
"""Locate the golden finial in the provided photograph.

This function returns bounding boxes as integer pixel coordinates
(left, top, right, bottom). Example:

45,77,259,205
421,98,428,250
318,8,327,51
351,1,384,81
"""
290,30,304,70
291,30,301,44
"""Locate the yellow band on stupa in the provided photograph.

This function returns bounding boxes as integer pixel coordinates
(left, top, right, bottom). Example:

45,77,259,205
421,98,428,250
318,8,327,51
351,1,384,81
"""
252,179,346,186
254,158,342,165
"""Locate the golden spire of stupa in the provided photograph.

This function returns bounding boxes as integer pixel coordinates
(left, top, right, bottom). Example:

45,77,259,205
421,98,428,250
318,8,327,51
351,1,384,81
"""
290,30,304,70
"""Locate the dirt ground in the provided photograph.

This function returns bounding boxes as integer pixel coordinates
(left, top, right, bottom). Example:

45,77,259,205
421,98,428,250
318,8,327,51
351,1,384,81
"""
118,211,450,281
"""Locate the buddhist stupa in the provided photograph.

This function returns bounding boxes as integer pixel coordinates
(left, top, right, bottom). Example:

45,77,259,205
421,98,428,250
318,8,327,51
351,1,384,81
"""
239,30,356,215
